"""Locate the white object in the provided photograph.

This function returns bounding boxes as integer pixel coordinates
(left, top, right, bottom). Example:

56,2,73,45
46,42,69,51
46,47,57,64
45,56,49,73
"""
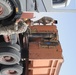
52,0,71,8
20,0,71,12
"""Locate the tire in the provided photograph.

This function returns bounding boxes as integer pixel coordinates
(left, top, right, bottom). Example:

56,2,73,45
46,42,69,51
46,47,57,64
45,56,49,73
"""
0,0,13,20
0,47,21,65
1,64,23,75
0,42,20,51
0,0,22,26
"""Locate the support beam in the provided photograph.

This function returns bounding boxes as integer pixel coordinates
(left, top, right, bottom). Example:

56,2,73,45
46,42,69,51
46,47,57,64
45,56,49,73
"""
48,9,76,13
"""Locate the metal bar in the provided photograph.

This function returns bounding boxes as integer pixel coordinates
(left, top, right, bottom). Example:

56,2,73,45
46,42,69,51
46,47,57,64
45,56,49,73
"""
26,0,27,11
48,9,76,12
23,9,76,13
42,0,53,11
41,0,47,11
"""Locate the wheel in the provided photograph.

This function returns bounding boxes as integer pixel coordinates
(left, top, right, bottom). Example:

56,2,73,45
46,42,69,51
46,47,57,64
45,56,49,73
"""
0,72,1,75
0,0,13,20
0,47,21,65
0,42,20,51
1,64,23,75
0,0,22,26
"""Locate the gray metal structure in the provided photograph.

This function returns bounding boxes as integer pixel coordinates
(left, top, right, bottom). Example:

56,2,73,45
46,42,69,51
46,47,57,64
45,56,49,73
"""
19,0,76,12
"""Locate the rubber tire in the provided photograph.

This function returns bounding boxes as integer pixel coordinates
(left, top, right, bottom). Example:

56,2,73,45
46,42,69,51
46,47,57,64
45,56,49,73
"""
0,72,1,75
0,0,13,19
0,0,22,26
0,47,21,65
0,42,20,51
1,64,23,75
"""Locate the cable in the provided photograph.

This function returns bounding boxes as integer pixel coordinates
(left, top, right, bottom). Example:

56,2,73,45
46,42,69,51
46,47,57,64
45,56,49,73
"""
41,0,47,12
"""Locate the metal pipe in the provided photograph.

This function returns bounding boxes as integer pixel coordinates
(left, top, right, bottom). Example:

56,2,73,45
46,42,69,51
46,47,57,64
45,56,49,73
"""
48,9,76,12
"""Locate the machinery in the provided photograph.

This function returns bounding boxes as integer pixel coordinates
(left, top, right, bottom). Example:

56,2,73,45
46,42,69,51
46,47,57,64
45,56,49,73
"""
0,0,64,75
0,0,27,75
0,8,62,74
26,16,63,75
0,0,71,25
0,0,22,26
20,0,71,12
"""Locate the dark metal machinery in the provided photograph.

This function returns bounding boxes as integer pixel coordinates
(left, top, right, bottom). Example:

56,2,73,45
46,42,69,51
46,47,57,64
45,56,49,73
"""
0,0,22,26
0,0,28,75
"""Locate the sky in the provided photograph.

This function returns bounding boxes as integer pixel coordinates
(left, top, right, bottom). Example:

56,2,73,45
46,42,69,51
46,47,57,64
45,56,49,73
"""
31,0,76,75
33,12,76,75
